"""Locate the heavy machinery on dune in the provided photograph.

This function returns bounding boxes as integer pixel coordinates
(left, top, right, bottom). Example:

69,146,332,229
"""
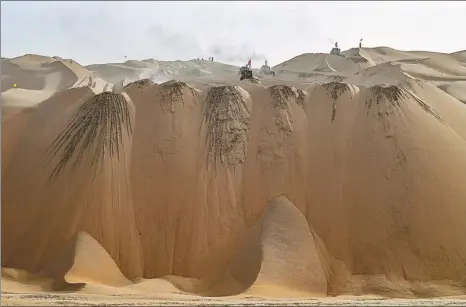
238,59,261,82
239,65,253,80
259,60,275,76
330,42,344,57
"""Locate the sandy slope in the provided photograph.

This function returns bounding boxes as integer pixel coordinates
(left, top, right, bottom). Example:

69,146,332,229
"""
1,54,110,120
86,59,240,86
2,47,466,305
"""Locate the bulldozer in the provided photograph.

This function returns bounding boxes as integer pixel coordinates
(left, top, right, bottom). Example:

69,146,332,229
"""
239,65,254,81
330,42,344,57
259,60,275,76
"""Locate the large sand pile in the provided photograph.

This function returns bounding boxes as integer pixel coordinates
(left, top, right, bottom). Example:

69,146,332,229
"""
2,48,466,304
2,90,142,283
86,59,239,87
272,53,362,76
1,55,110,120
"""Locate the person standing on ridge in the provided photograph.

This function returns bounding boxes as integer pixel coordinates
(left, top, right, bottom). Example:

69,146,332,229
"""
247,59,251,69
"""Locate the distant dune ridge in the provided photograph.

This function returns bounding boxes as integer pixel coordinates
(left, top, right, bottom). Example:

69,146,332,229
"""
2,47,466,303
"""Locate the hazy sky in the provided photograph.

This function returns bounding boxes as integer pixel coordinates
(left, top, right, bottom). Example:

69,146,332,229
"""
1,1,465,67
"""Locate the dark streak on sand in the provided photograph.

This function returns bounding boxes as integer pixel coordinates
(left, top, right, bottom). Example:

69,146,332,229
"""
44,92,132,182
269,85,306,109
367,84,445,124
322,82,351,123
204,86,250,168
124,79,154,89
158,81,199,113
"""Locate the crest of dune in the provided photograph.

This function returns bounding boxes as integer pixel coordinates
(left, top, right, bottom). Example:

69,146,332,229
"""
2,48,466,301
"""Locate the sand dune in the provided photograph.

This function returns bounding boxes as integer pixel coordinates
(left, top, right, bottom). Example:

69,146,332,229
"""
2,47,466,305
450,50,466,63
86,59,240,86
436,81,466,104
1,54,111,121
272,53,363,75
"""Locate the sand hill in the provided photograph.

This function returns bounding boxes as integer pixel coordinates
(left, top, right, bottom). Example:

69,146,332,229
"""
86,59,240,87
2,47,466,305
1,54,111,120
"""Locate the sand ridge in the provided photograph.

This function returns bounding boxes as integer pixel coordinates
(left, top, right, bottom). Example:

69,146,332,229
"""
2,46,466,304
1,55,111,121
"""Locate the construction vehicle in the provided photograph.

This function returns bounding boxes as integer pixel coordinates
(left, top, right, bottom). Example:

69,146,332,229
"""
259,60,275,76
239,65,254,81
330,42,344,57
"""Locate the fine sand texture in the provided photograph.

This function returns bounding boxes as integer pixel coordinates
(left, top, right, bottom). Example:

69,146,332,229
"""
2,47,466,305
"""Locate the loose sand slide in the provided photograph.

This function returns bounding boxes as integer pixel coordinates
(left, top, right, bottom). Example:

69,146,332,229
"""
2,47,466,305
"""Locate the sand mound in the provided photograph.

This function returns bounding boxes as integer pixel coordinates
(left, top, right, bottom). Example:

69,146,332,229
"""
273,53,360,75
360,47,422,64
414,58,466,77
153,195,327,298
86,59,239,87
404,80,466,140
3,48,466,300
343,49,376,69
1,55,110,120
64,232,132,287
86,63,151,86
436,81,466,104
348,63,410,86
451,50,466,63
244,196,327,298
401,63,466,82
1,54,104,93
2,91,142,281
305,81,466,295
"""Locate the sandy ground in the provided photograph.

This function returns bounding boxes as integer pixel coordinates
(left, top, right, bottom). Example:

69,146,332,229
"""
2,47,466,305
2,293,466,306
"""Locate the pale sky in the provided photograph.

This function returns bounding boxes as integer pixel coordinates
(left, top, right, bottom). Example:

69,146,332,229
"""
1,1,465,67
